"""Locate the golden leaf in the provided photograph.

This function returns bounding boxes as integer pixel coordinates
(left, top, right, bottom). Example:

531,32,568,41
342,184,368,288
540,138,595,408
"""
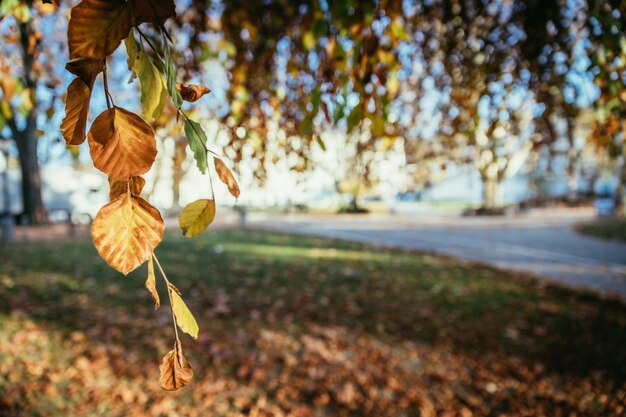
108,176,146,200
171,291,199,339
68,0,134,59
0,76,16,101
65,58,104,87
176,82,211,102
61,78,91,146
214,158,240,198
135,51,168,120
159,340,193,391
91,194,164,275
178,199,215,238
146,255,159,309
88,107,157,180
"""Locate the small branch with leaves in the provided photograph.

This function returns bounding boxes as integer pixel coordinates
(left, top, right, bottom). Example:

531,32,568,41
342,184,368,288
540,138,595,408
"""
59,0,240,391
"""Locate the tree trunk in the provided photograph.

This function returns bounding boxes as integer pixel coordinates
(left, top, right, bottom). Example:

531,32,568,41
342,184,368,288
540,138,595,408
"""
14,115,44,224
481,176,500,209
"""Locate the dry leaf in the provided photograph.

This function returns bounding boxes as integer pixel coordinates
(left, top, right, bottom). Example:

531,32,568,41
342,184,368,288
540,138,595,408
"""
178,199,216,237
214,158,240,198
171,291,199,339
91,194,164,275
65,58,104,87
159,340,193,391
133,0,175,25
176,82,211,102
61,78,91,146
108,176,146,200
146,255,159,309
68,0,134,59
88,107,157,180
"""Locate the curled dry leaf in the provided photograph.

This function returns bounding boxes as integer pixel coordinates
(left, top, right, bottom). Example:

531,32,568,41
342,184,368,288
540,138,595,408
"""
108,176,146,200
145,255,159,309
214,158,240,199
176,82,211,102
178,199,216,238
171,291,199,339
159,340,193,391
91,194,164,275
88,107,157,180
61,78,91,145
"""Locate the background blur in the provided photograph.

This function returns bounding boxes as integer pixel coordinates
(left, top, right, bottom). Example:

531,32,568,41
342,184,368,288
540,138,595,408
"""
1,1,626,416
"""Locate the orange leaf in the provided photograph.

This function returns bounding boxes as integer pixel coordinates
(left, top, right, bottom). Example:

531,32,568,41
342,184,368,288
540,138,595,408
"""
108,176,146,200
88,107,157,180
176,82,211,102
159,340,193,391
91,194,164,275
214,157,240,198
61,78,91,146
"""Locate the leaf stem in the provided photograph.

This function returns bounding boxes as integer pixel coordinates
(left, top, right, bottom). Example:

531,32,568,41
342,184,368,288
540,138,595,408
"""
152,253,180,344
135,26,164,62
102,65,114,108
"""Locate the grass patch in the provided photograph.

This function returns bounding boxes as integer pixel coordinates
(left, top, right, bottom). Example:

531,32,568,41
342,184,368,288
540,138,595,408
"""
0,229,625,416
577,217,626,242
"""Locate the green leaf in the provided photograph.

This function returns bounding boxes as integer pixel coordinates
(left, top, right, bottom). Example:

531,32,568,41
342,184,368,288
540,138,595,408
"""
171,291,199,339
299,115,313,137
316,135,326,151
311,87,321,114
183,119,208,174
347,104,362,133
135,51,168,121
165,45,182,109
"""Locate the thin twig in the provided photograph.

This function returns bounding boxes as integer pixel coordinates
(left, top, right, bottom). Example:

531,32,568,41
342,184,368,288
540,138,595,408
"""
152,253,180,343
135,26,164,62
102,65,113,109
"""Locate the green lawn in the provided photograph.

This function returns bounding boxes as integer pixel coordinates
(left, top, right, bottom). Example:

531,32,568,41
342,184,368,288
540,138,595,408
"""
0,229,625,416
577,217,626,242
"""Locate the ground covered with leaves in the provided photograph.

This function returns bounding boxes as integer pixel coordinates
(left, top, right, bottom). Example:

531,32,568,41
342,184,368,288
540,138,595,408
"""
0,229,625,417
577,217,626,242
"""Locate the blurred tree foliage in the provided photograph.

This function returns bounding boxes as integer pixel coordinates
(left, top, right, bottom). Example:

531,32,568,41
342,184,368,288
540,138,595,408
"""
167,0,624,192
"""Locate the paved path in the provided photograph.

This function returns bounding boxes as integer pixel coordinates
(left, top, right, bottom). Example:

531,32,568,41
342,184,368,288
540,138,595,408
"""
252,209,626,299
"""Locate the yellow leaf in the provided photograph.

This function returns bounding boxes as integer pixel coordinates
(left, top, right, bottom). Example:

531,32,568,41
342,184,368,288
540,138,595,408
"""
146,255,159,309
171,291,199,339
159,340,193,391
178,199,215,238
88,107,157,180
302,31,316,50
135,51,168,120
108,176,146,200
214,158,240,199
0,76,17,101
91,194,164,275
61,78,91,146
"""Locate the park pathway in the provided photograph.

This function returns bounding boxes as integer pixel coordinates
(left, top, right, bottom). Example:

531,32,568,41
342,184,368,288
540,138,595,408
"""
252,208,626,299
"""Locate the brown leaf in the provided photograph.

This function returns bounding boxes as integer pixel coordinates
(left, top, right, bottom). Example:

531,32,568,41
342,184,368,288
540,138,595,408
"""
177,82,211,102
108,176,146,200
61,78,91,146
88,107,157,180
159,340,193,391
146,255,160,309
68,0,175,59
214,157,240,198
65,58,104,87
91,194,164,275
68,0,134,59
133,0,175,25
